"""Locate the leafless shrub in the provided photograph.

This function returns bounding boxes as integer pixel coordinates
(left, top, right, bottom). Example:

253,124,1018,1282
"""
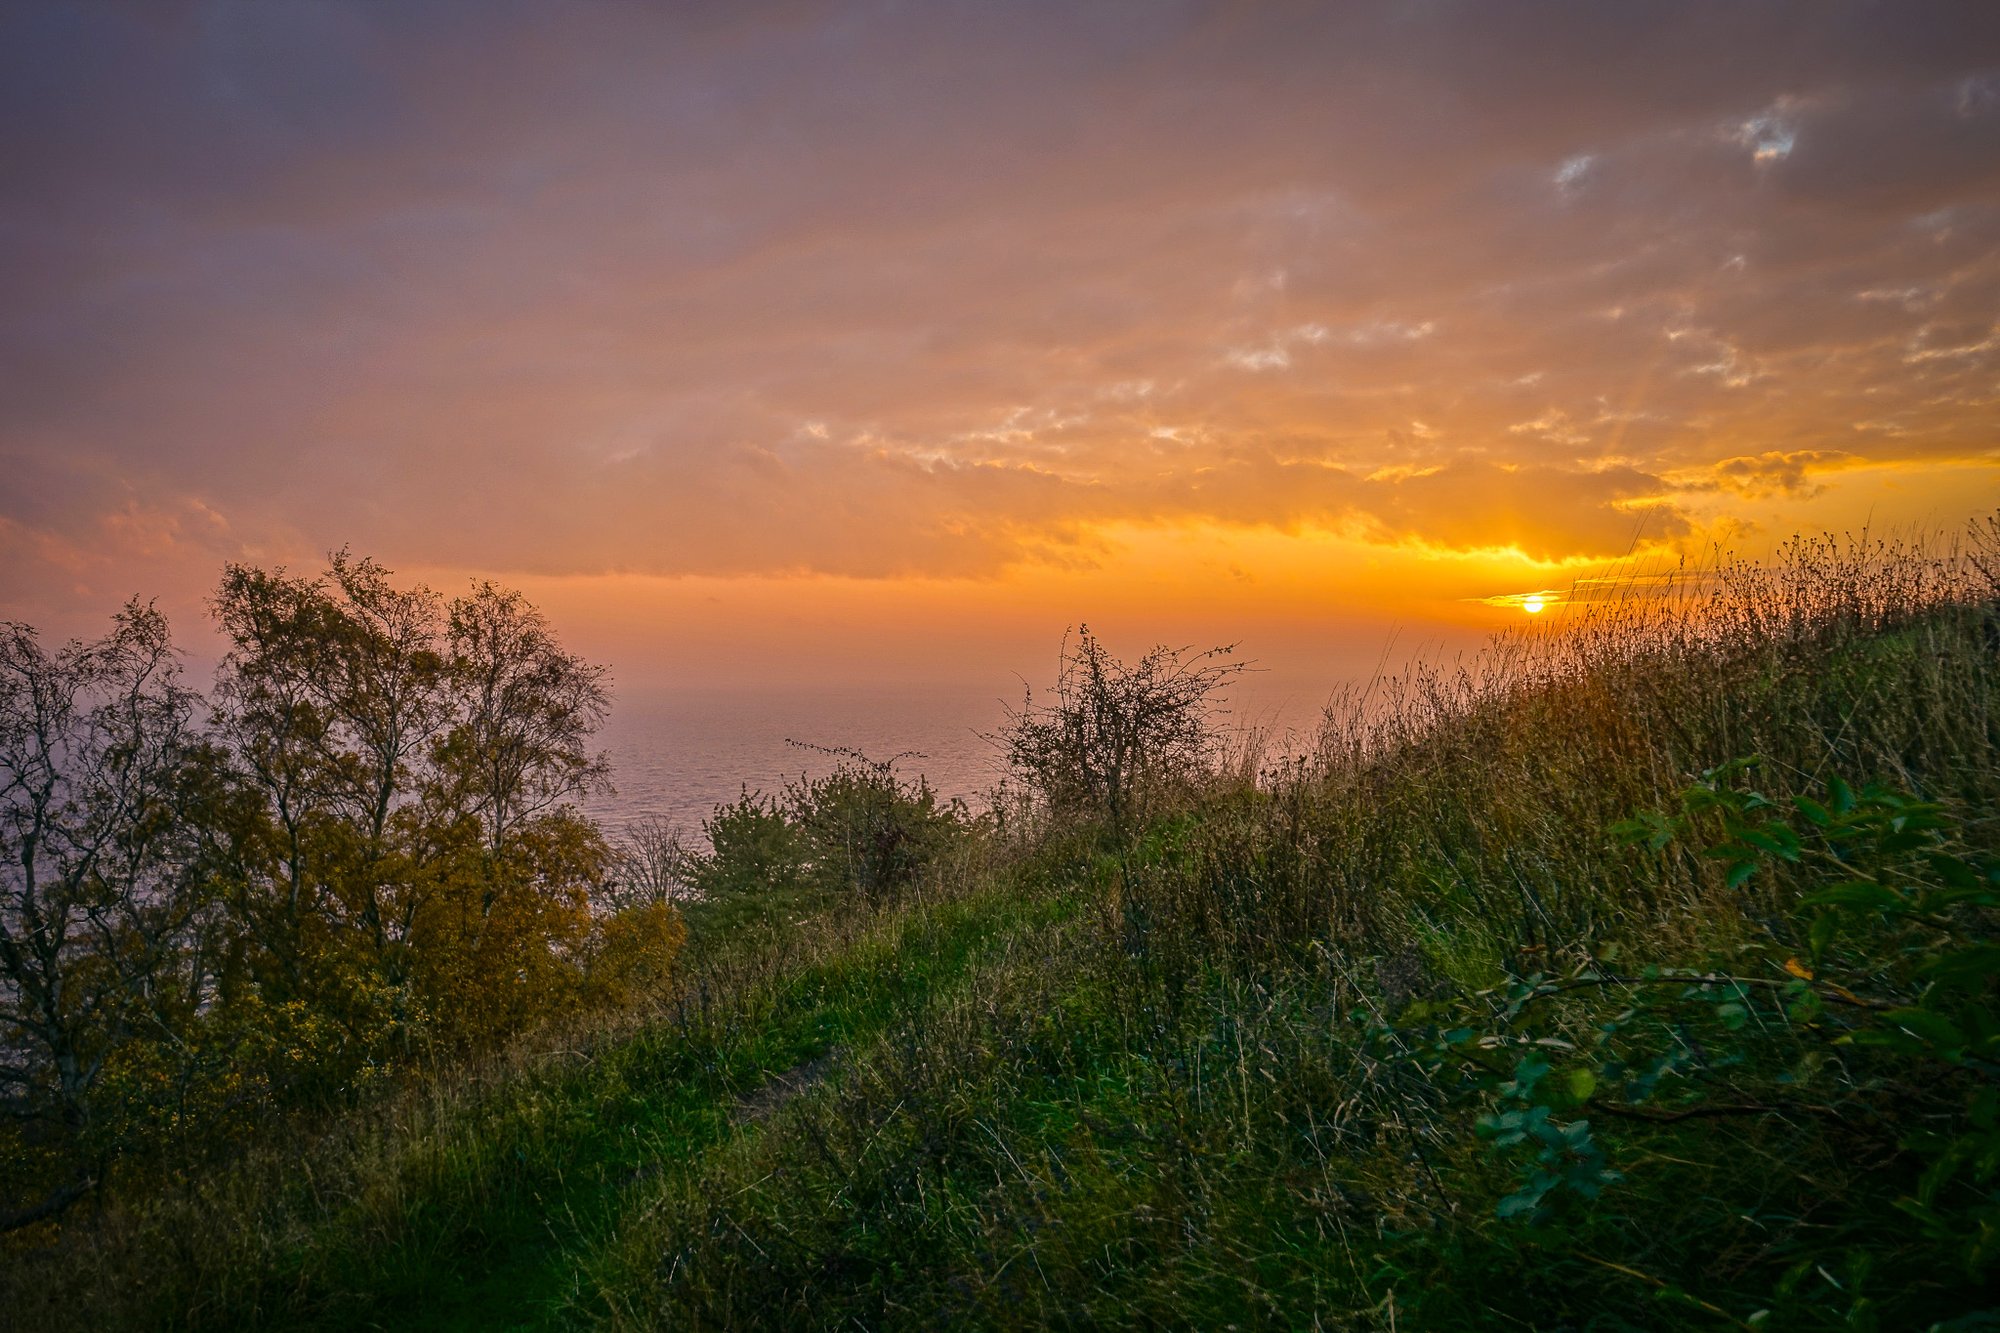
604,816,701,911
996,625,1249,836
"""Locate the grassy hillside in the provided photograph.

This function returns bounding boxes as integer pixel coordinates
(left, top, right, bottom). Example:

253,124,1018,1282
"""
7,526,1999,1330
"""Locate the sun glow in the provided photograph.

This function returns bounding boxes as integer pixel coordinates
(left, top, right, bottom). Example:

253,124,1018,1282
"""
1523,595,1547,614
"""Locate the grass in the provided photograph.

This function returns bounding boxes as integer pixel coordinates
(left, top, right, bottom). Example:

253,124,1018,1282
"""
8,878,1080,1331
8,521,1999,1329
363,888,1071,1333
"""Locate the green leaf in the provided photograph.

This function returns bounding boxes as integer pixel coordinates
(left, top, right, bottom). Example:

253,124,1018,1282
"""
1927,853,1981,890
1726,860,1759,890
1739,825,1802,861
1793,795,1833,828
1881,1007,1967,1053
1510,1054,1551,1095
1846,1028,1922,1054
1568,1068,1598,1103
1920,946,2000,990
1800,881,1906,911
1701,756,1761,785
1717,1001,1750,1031
1918,886,2000,912
1496,1173,1556,1220
1610,815,1661,847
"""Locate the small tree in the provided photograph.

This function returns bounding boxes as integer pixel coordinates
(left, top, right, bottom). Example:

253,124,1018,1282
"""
998,626,1247,836
783,746,966,903
587,816,695,1002
603,816,700,912
692,789,805,900
210,554,618,1054
0,602,212,1226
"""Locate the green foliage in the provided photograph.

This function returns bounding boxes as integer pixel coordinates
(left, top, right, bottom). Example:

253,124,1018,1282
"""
689,750,973,924
782,746,969,901
693,788,806,899
9,520,2000,1329
1473,1055,1621,1220
1428,763,1997,1314
0,555,666,1243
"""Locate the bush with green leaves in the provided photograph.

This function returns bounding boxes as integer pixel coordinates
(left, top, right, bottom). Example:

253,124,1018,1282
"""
1373,759,1998,1325
692,788,806,901
782,746,970,902
689,750,973,914
997,626,1247,838
0,555,633,1240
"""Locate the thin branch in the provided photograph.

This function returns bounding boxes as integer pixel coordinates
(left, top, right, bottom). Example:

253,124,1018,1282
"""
0,1171,95,1234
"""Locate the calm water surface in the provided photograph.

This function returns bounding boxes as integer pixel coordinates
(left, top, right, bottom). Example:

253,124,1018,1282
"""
581,683,1016,838
582,678,1324,844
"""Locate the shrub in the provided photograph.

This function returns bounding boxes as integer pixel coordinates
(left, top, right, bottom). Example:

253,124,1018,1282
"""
692,788,807,901
783,746,970,902
604,816,701,911
688,749,973,913
584,901,690,1007
997,626,1246,838
1367,762,1999,1325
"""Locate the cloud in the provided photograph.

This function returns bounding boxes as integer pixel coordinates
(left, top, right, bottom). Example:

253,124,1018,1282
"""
2,1,1999,608
1347,460,1691,560
1704,450,1858,498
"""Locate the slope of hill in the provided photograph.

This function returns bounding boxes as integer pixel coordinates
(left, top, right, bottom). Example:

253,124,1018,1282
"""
9,527,1999,1331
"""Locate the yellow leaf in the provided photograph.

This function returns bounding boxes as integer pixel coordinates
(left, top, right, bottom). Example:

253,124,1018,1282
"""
1783,957,1815,981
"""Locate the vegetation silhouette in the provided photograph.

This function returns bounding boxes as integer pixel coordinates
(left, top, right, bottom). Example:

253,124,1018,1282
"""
1,554,681,1235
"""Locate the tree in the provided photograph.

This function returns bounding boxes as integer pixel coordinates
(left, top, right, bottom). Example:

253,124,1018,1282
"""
998,626,1247,835
782,746,966,902
0,602,212,1226
403,807,605,1047
210,554,617,1053
0,555,646,1228
693,789,805,900
604,816,700,913
433,581,610,858
209,553,449,988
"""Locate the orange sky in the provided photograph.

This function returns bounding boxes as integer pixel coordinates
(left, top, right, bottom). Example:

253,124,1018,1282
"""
2,3,1996,694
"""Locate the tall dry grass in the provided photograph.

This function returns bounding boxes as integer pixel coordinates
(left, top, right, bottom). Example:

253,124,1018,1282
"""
1139,518,2000,978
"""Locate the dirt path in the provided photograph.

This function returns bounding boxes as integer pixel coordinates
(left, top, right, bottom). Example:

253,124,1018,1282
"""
734,1049,843,1125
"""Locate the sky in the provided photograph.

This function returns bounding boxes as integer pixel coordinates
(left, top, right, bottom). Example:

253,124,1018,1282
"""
3,0,1998,697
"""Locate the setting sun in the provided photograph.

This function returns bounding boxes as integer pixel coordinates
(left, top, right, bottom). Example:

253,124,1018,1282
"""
1523,595,1547,614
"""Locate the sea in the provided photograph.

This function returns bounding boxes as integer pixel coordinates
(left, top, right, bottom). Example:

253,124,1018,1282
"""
580,678,1327,845
580,682,1017,840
